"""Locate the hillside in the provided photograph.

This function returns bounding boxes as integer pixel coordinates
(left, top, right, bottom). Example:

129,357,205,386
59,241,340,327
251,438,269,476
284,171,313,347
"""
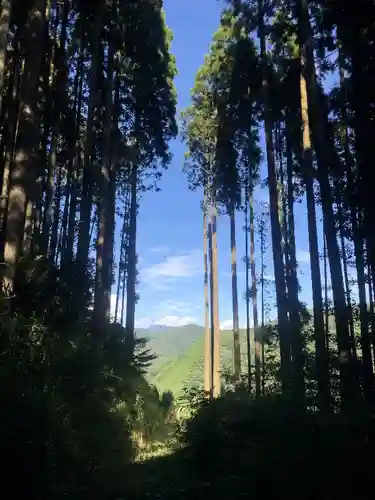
142,324,256,397
136,324,204,382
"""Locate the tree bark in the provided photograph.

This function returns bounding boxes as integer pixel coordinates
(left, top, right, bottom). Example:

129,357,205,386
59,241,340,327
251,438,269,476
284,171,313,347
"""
230,202,241,381
203,202,212,395
125,162,137,337
258,0,292,392
3,0,46,292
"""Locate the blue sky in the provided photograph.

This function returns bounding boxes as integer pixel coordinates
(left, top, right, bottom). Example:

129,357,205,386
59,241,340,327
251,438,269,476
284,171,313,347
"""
111,0,334,329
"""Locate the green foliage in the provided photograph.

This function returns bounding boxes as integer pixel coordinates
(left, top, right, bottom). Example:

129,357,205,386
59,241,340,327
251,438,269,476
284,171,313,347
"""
183,390,375,499
181,10,261,208
0,258,170,498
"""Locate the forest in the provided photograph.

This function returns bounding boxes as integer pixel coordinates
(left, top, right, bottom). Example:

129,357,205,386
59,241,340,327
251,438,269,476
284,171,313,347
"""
1,0,375,499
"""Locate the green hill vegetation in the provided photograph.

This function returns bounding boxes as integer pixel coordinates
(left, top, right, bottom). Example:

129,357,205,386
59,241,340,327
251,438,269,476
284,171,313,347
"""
138,324,204,383
144,325,262,396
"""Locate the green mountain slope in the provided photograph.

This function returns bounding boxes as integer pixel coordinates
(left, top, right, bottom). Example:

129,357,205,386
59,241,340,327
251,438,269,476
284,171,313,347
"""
145,325,256,397
137,324,204,382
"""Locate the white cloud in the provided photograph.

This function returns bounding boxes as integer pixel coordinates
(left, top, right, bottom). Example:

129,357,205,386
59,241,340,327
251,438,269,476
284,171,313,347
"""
220,319,234,330
219,319,252,330
142,249,202,280
135,315,196,329
297,249,310,263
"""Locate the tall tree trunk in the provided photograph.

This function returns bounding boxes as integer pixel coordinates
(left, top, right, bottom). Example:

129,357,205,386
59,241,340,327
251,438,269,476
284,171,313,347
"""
49,166,61,262
0,44,21,259
298,0,355,406
298,93,330,409
65,39,84,263
125,163,137,337
41,3,65,256
338,211,357,363
2,0,46,292
203,202,211,395
115,202,127,323
249,189,260,396
260,208,266,394
0,0,12,116
94,28,115,325
76,4,102,266
339,60,373,399
285,125,305,402
258,0,291,392
209,199,220,397
245,182,251,390
230,202,241,381
323,231,330,352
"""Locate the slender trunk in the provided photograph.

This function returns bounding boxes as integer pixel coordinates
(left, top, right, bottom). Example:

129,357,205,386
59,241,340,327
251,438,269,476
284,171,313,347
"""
94,28,115,324
260,211,266,394
23,200,33,254
76,5,102,266
65,42,84,263
354,223,374,401
115,205,127,322
125,163,137,337
49,166,61,262
339,59,373,397
208,196,220,397
203,203,211,395
245,183,251,390
258,0,291,392
338,212,356,362
41,4,64,255
367,258,375,367
285,125,305,402
0,0,12,116
249,190,260,396
211,201,220,397
298,55,331,409
323,232,329,351
0,45,21,258
230,202,241,381
344,57,375,401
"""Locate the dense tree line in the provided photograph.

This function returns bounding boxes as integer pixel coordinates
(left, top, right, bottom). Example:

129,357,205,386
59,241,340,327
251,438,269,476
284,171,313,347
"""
182,0,375,410
0,0,177,497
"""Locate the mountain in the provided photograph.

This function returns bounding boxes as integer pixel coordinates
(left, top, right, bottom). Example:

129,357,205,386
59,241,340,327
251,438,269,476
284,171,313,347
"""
136,324,205,385
141,323,256,398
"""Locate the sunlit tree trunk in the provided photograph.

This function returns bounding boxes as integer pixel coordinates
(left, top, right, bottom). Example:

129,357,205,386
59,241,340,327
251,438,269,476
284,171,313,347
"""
258,0,291,393
3,0,46,292
230,202,241,381
203,200,212,395
0,45,21,259
208,195,220,397
296,76,330,409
